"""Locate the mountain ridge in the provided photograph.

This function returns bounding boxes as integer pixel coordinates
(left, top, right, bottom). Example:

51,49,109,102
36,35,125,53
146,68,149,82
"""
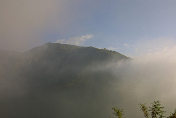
0,43,129,118
26,43,129,59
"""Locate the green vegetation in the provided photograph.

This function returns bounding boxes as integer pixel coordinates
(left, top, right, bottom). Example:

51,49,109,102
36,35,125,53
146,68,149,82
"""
111,101,176,118
0,43,128,118
112,107,124,118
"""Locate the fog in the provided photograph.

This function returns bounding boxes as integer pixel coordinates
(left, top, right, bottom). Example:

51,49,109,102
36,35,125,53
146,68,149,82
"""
1,45,176,118
0,0,104,51
102,47,176,117
0,0,82,51
1,0,176,117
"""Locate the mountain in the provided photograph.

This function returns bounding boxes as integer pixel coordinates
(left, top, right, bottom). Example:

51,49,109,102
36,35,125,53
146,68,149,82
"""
25,43,128,66
0,43,129,118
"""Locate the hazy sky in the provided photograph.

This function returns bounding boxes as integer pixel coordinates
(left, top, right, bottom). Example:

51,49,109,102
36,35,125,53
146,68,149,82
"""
1,0,176,56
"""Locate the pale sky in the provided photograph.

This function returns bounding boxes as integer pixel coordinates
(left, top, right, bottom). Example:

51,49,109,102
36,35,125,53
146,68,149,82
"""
1,0,176,56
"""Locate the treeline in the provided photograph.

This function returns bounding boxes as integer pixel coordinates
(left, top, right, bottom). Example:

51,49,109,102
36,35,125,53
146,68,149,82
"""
112,101,176,118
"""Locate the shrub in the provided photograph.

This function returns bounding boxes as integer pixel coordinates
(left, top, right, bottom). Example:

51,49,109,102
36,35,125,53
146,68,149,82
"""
111,101,176,118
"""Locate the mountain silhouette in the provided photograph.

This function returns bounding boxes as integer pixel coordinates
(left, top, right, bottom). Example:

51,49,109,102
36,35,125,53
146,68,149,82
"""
0,43,129,118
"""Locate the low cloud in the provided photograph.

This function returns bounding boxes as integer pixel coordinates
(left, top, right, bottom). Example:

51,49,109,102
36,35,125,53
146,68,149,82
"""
107,47,119,51
131,37,176,57
0,0,93,51
0,0,60,51
55,34,93,45
1,40,176,118
86,45,176,117
106,46,176,117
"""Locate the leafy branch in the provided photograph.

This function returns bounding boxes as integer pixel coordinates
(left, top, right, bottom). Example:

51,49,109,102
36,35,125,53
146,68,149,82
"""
111,101,176,118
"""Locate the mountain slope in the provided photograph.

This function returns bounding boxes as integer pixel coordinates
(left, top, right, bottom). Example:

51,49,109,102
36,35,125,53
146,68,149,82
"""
0,43,129,118
25,43,128,65
20,43,128,87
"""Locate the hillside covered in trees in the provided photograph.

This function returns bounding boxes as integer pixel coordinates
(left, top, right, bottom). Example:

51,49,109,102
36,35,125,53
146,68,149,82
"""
0,43,128,118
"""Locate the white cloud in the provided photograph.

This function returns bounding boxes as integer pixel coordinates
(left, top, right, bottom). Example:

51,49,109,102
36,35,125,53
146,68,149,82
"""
123,43,130,48
55,34,93,45
0,0,88,51
88,46,176,117
107,47,119,51
127,37,176,57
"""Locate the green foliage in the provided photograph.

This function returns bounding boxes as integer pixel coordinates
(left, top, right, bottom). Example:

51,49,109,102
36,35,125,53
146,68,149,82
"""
149,101,165,118
168,110,176,118
140,104,149,118
112,101,176,118
112,107,123,118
